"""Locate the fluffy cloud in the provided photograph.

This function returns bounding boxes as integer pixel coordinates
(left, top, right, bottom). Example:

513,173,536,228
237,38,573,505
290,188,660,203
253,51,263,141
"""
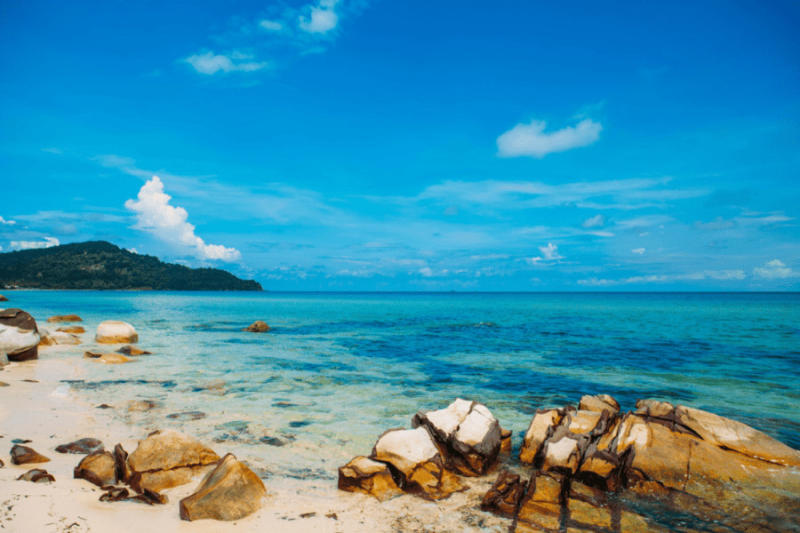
753,259,794,279
10,237,60,250
183,51,267,75
497,118,601,158
578,269,746,285
0,216,16,225
299,0,340,34
528,242,563,264
125,176,241,262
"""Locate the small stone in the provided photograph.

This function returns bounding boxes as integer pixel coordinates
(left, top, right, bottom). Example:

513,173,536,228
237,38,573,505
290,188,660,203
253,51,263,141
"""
57,326,85,334
127,399,159,412
74,451,116,487
56,438,104,454
338,456,403,501
84,351,132,364
47,315,83,323
99,486,129,502
167,411,207,421
480,469,526,518
243,320,270,333
17,468,55,483
10,444,49,465
117,345,151,356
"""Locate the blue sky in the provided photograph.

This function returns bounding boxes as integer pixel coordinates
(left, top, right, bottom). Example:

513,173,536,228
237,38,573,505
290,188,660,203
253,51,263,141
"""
1,1,799,290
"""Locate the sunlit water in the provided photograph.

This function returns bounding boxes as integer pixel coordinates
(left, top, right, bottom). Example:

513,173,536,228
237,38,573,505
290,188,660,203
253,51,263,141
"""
7,291,800,488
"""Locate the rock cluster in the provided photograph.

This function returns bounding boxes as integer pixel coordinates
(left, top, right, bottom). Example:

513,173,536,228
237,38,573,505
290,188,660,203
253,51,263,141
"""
0,308,40,361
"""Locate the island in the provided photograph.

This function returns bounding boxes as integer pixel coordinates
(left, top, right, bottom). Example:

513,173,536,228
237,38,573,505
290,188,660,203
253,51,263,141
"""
0,241,262,291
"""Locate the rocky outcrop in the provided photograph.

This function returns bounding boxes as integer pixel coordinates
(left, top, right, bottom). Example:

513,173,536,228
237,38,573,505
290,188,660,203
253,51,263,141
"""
0,308,40,361
412,398,502,476
10,444,49,465
96,320,138,344
179,453,266,521
338,456,403,501
127,430,219,492
243,320,270,333
84,350,132,364
56,437,104,454
17,468,55,483
47,314,82,323
74,451,117,487
371,427,464,500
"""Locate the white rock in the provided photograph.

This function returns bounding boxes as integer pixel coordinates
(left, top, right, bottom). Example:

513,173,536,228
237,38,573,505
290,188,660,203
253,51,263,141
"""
0,324,40,355
95,321,138,344
372,427,439,476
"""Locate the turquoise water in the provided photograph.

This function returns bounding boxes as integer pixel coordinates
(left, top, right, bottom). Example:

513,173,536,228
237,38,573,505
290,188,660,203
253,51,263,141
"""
6,291,800,480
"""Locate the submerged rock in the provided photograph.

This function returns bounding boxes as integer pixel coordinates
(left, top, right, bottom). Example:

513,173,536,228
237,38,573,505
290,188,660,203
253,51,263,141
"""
243,320,270,333
47,314,83,323
84,351,132,364
56,437,104,454
338,456,403,502
74,451,116,487
412,398,502,476
127,430,219,492
96,320,138,344
57,325,85,334
179,453,266,521
117,345,151,356
10,444,49,465
17,468,55,483
127,399,159,412
0,308,40,361
0,294,7,302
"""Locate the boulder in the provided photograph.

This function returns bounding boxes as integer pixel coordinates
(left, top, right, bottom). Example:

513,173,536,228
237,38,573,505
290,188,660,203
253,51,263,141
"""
47,314,83,323
179,453,266,521
57,326,85,334
117,345,151,356
338,456,403,501
0,308,40,361
74,451,116,487
96,320,138,344
56,437,104,454
519,408,564,464
579,394,620,415
10,444,49,465
243,320,270,333
39,329,81,346
127,430,219,492
516,472,565,531
480,469,526,518
17,468,55,483
371,427,464,500
412,398,502,476
0,294,7,301
84,351,132,364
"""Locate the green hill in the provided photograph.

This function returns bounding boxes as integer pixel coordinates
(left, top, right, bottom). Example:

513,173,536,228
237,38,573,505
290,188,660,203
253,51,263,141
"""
0,241,262,291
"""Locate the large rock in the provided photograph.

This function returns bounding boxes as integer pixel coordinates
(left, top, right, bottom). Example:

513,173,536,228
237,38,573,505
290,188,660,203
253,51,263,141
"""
47,314,83,323
243,321,270,333
39,329,81,346
371,427,464,500
579,394,620,415
56,437,104,454
96,320,138,344
127,430,219,492
179,453,266,521
10,444,49,465
0,308,40,361
519,408,564,464
74,451,116,487
338,456,403,501
412,398,502,476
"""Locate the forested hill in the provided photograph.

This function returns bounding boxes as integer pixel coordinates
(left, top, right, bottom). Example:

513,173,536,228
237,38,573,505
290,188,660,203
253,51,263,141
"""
0,241,262,291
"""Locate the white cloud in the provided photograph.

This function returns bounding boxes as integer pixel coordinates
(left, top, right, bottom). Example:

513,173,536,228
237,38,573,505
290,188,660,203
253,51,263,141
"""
0,216,16,226
299,0,340,34
753,259,795,279
497,118,602,158
615,215,673,229
632,248,646,255
528,243,563,264
259,19,284,31
418,266,433,277
124,176,241,262
582,214,605,228
183,51,268,75
10,237,60,250
578,269,746,286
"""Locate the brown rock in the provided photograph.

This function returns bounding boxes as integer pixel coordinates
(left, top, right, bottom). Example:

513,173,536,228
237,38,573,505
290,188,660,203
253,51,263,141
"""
0,294,7,302
128,430,219,473
500,427,512,453
243,320,270,333
84,351,132,364
57,326,85,334
127,399,159,412
338,456,403,501
516,472,564,531
0,308,39,361
47,314,83,323
10,444,49,465
114,443,130,483
129,465,204,493
95,320,138,344
480,469,526,518
56,437,104,454
117,345,151,356
519,408,564,464
74,451,116,487
99,486,130,502
179,453,266,521
17,468,55,483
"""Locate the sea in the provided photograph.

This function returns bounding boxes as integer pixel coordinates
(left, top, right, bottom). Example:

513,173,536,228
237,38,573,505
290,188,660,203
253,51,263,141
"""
7,291,800,492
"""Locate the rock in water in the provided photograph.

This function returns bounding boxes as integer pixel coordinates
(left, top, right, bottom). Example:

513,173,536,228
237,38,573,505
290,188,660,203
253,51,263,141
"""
338,456,403,501
10,444,49,465
579,394,620,415
96,320,138,344
243,320,270,333
0,294,7,301
57,326,85,334
17,469,55,483
74,451,116,487
371,427,464,500
117,345,151,356
39,329,81,346
0,308,40,361
56,437,104,454
47,314,83,323
179,453,266,521
412,398,502,476
127,430,219,492
83,351,132,364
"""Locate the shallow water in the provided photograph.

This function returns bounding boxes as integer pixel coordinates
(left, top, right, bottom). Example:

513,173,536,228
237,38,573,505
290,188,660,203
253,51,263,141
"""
8,291,800,484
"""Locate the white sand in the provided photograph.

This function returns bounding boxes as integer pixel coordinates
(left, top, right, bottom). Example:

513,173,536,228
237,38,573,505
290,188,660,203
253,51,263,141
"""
0,353,509,533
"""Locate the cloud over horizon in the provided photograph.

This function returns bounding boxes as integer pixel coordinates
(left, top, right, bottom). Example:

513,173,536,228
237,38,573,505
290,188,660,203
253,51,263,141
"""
10,236,60,250
184,51,268,75
497,118,602,158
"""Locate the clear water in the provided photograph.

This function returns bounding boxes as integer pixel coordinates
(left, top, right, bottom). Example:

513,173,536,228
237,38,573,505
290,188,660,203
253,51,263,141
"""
7,291,800,484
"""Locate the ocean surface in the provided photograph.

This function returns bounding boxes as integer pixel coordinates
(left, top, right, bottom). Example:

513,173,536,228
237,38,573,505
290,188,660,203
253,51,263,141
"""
7,291,800,484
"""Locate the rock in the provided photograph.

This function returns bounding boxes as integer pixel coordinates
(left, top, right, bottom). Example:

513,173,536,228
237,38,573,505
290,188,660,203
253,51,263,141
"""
17,468,55,483
117,345,151,356
480,469,526,518
243,320,270,333
579,394,620,415
519,408,564,464
130,488,168,505
47,314,83,323
412,398,502,476
500,427,512,453
56,437,104,454
167,411,207,421
39,329,81,346
74,451,116,487
0,352,8,368
57,326,85,334
179,453,266,522
338,456,403,501
114,443,130,483
371,427,464,500
127,399,159,412
0,294,7,302
127,430,219,492
96,320,138,344
84,351,132,364
0,380,8,387
0,308,40,361
10,444,49,465
516,472,565,531
99,486,130,502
